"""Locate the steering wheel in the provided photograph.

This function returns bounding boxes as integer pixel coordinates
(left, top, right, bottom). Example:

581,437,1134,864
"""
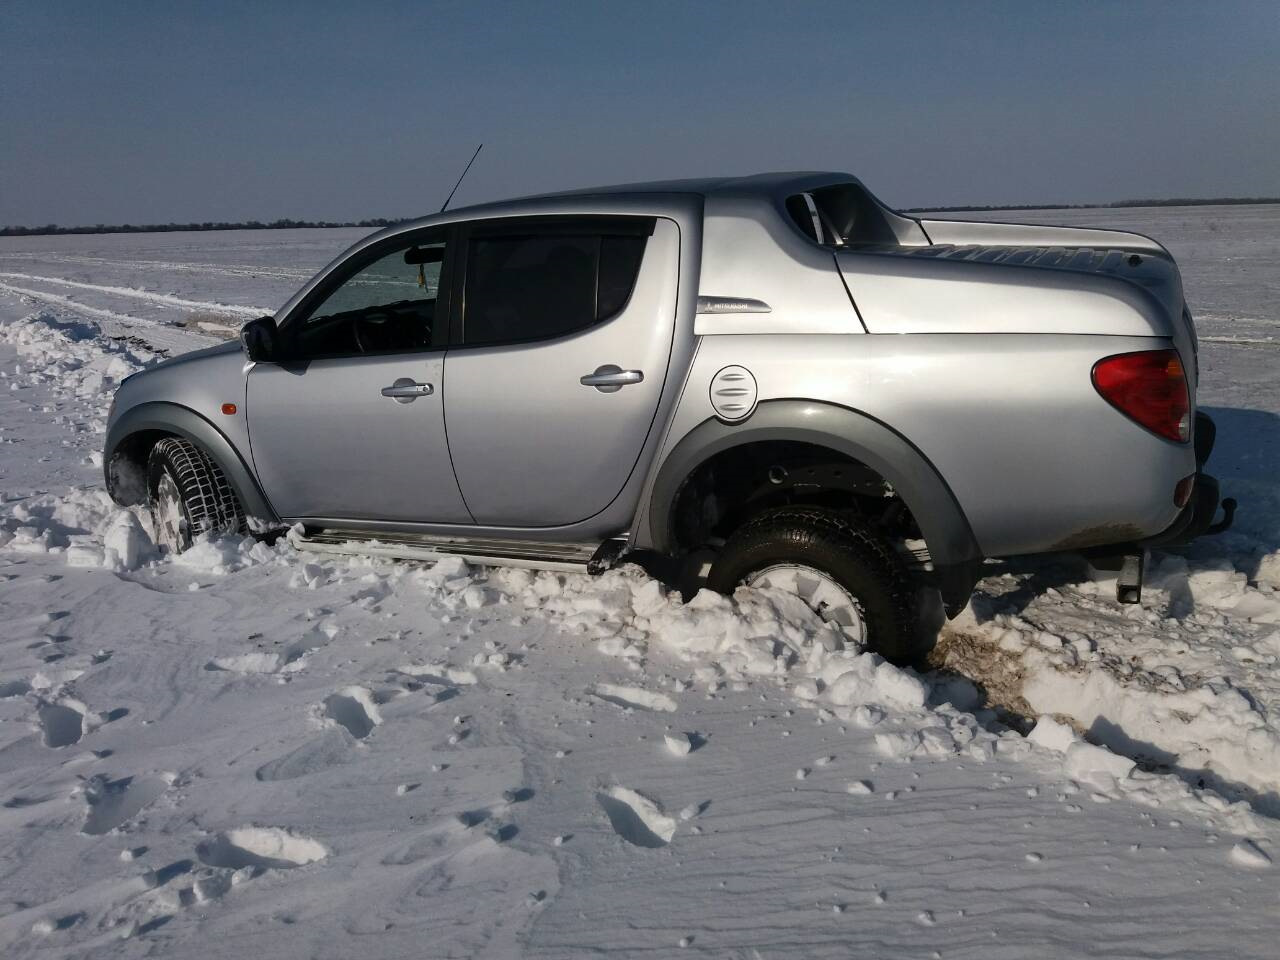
352,308,394,354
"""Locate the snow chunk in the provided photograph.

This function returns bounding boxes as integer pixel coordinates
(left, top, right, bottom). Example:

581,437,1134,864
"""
1064,741,1135,783
174,534,272,575
596,787,676,847
1028,716,1079,753
664,732,693,757
102,510,149,571
595,683,677,712
1230,839,1272,869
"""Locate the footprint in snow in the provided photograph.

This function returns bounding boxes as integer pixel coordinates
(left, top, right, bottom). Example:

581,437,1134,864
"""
596,787,677,848
80,774,167,836
4,792,57,809
254,728,353,782
38,700,87,748
457,808,492,828
486,823,518,843
196,827,327,870
255,686,389,781
322,687,382,740
388,668,463,704
204,642,309,675
30,911,85,936
0,679,32,698
382,835,445,866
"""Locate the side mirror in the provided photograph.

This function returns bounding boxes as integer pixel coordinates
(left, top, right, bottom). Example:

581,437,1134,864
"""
240,315,278,363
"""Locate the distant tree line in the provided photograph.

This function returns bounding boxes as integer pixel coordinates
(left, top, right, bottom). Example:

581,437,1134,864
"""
0,216,411,237
5,196,1279,236
905,197,1280,213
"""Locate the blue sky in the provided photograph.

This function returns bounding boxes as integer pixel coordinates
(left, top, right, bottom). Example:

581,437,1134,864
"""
2,0,1277,225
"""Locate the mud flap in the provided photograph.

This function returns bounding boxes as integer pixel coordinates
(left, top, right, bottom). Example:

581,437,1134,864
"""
935,559,986,619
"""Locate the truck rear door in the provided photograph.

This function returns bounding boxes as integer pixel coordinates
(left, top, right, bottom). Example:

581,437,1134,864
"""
442,216,680,527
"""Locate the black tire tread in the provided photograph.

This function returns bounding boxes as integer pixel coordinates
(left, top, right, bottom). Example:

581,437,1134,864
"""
707,506,920,660
148,437,245,546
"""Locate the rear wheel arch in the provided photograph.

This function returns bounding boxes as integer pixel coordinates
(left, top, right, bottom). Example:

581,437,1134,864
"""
642,400,985,616
105,402,279,524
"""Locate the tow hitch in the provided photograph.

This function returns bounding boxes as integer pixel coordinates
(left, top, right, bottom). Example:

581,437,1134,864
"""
1116,552,1144,604
1208,497,1237,535
1089,471,1237,604
1089,551,1146,604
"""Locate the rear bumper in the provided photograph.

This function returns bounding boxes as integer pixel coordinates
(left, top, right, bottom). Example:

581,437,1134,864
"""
1140,412,1235,547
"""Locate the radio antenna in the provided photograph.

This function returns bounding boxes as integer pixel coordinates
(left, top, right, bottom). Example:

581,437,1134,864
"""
440,143,483,213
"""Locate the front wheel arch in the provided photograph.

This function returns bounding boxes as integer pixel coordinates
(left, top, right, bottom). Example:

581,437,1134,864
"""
105,401,279,525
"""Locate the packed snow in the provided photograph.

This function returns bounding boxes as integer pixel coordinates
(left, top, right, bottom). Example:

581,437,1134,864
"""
1,210,1278,958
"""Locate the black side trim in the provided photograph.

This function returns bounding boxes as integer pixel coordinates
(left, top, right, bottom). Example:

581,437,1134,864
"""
467,215,657,238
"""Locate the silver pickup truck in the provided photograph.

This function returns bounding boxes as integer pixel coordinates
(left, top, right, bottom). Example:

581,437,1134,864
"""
103,172,1233,660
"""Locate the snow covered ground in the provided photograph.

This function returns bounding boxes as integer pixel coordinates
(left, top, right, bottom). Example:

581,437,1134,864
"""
0,208,1278,958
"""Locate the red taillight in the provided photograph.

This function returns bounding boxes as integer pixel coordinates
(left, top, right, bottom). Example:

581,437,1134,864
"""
1091,350,1190,443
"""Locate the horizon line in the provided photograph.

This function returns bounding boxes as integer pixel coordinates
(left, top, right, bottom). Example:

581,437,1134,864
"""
4,196,1279,238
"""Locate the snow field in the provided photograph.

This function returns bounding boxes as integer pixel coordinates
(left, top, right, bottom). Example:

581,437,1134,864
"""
2,212,1279,957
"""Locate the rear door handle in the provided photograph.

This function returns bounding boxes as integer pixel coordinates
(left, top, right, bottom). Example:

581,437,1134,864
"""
580,365,644,393
381,379,434,403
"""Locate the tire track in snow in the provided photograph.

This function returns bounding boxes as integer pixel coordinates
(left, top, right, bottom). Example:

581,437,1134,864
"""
0,281,213,354
0,248,317,281
0,252,312,283
0,271,270,317
1200,335,1279,347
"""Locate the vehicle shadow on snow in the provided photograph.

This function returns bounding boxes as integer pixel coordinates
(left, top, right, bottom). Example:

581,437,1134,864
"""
1089,715,1280,818
1196,404,1280,559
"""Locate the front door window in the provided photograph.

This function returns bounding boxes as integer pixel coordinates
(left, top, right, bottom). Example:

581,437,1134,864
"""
284,239,446,359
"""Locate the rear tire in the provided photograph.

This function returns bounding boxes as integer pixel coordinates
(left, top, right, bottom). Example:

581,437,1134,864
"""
146,438,245,553
706,507,923,662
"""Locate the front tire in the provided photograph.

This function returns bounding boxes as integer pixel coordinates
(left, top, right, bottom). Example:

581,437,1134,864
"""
706,507,922,662
146,438,245,553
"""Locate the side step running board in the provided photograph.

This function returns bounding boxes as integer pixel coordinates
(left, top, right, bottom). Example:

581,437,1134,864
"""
288,526,628,575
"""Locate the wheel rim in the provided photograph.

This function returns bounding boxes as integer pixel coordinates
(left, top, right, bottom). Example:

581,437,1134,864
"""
153,474,185,553
744,563,868,645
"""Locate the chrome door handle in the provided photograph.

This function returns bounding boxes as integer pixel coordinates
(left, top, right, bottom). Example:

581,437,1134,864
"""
580,365,644,393
381,378,434,403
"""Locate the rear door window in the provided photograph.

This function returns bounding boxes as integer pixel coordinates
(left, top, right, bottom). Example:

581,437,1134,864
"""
461,220,650,347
